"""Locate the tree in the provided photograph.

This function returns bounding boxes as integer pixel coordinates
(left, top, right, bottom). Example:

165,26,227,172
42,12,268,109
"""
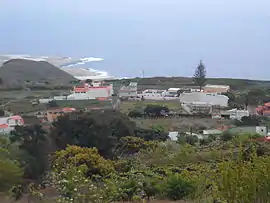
134,128,169,141
10,125,51,181
121,79,130,87
193,60,206,90
85,79,93,84
50,110,136,158
246,89,266,106
234,115,261,126
0,109,4,116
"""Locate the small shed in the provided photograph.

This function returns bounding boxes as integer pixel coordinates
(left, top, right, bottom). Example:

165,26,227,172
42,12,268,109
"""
168,131,179,141
203,129,223,136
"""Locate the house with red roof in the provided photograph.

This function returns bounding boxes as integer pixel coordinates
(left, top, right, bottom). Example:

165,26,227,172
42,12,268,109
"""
46,107,76,123
256,102,270,117
0,115,24,134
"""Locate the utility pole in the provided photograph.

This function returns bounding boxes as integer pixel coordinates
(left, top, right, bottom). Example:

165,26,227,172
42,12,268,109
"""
141,70,145,78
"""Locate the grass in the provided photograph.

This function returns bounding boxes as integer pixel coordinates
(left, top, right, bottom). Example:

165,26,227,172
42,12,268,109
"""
119,100,182,114
55,100,111,109
136,77,270,91
133,117,231,132
0,90,69,101
2,100,48,115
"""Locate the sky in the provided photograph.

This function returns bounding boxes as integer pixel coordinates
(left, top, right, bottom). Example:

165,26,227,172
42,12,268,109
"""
0,0,269,79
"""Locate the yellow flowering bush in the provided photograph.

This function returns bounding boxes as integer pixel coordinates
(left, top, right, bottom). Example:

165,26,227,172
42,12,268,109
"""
52,145,114,178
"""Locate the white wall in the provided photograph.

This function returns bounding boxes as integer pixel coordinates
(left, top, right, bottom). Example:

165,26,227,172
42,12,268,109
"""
67,88,111,100
179,92,229,107
256,126,268,136
39,98,53,103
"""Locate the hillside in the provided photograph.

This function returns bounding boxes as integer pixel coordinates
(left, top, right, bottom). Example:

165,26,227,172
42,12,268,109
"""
0,59,75,89
132,77,270,90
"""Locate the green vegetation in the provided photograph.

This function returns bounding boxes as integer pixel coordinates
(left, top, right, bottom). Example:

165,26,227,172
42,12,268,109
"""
193,60,207,90
120,100,181,114
2,109,270,202
0,136,23,194
136,76,270,91
52,99,111,109
2,74,270,202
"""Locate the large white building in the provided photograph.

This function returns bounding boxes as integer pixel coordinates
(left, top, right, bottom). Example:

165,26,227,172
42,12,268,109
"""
179,92,229,107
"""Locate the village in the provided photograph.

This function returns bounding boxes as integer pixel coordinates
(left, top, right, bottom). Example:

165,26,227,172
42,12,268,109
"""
1,78,270,142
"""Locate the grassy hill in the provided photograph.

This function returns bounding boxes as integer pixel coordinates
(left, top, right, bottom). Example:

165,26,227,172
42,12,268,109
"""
0,59,76,89
135,77,270,90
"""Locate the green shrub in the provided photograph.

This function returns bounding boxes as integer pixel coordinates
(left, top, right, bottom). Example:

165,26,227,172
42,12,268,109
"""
221,132,233,141
105,173,142,201
199,138,212,146
162,174,195,200
128,109,143,118
185,135,199,146
214,155,270,202
52,145,115,178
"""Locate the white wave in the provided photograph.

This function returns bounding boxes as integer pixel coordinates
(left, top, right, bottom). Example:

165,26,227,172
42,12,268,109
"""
74,75,118,80
0,54,114,80
59,57,104,68
61,66,115,80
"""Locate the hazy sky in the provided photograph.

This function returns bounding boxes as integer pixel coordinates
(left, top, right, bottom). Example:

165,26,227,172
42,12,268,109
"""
0,0,269,79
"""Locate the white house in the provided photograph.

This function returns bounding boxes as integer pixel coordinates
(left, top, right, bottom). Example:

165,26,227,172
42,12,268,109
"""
140,89,167,100
168,131,179,141
179,92,229,107
0,115,24,134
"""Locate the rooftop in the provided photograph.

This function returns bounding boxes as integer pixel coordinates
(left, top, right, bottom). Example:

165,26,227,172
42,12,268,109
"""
204,84,230,88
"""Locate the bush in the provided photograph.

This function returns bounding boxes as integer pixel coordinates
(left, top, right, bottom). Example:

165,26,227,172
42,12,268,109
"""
162,174,195,200
234,115,261,126
199,138,213,146
52,145,115,178
105,173,142,201
185,135,199,146
221,132,233,141
214,155,270,202
128,109,143,118
144,104,169,117
50,164,109,203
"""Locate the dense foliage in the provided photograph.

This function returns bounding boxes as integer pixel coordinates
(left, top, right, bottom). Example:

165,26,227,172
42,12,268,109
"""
3,110,270,202
128,104,170,118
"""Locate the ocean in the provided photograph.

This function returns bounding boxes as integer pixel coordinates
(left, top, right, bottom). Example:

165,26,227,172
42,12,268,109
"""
0,0,269,80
